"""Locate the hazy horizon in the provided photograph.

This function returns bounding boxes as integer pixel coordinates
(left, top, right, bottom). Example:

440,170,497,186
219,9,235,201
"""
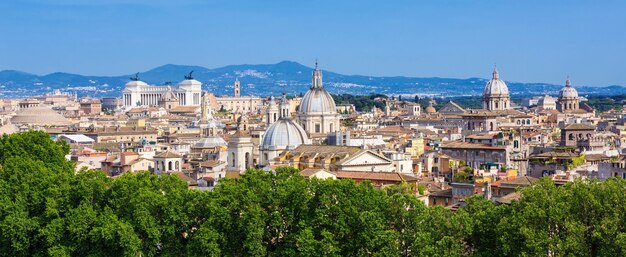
1,0,625,86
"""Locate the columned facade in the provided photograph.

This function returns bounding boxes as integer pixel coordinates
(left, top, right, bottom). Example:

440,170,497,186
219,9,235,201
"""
122,74,201,108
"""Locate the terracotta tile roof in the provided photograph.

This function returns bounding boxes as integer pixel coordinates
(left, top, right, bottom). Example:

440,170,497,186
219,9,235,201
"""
495,191,522,204
441,141,506,150
300,168,330,177
168,172,198,186
563,123,596,130
491,176,538,189
199,160,224,168
336,171,418,182
169,106,200,113
154,151,182,158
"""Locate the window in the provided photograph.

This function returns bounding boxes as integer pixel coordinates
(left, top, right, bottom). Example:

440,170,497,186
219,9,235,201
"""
231,152,236,167
315,124,321,133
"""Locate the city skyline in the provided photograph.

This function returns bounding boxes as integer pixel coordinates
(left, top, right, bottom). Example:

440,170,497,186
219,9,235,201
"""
1,0,625,86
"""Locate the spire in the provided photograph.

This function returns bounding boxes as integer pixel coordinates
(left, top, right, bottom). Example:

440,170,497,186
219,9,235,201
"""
492,64,499,80
279,92,290,119
312,60,323,89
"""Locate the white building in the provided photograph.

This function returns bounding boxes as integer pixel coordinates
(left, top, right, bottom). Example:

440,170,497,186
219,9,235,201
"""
122,72,202,108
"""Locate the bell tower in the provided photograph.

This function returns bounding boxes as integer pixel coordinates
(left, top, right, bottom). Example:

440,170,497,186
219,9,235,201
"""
234,78,241,97
227,114,254,173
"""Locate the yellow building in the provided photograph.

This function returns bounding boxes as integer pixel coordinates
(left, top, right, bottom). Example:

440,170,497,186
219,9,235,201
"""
405,138,425,158
126,118,146,128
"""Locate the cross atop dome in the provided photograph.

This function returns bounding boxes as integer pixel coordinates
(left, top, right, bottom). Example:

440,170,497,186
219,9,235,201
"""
311,60,323,89
492,65,499,80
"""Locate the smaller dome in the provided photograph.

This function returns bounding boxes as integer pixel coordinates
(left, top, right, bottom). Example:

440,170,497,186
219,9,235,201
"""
483,67,509,96
162,87,178,101
11,105,71,126
193,137,226,148
425,106,436,114
559,79,579,99
261,119,308,151
538,95,556,105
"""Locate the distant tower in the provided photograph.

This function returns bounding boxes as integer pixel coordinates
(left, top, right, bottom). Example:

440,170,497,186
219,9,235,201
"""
385,100,391,116
234,78,241,97
266,96,279,126
482,66,511,111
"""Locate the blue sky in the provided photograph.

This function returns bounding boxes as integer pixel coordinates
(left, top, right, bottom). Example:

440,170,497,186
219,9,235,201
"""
0,0,624,86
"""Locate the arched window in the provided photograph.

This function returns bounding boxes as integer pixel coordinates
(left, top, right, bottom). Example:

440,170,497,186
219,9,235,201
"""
569,134,574,141
245,152,250,169
495,102,499,109
231,152,236,167
490,122,494,131
168,161,173,171
175,161,179,170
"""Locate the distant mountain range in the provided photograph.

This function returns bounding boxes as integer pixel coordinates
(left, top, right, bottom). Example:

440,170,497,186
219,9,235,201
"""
1,61,624,99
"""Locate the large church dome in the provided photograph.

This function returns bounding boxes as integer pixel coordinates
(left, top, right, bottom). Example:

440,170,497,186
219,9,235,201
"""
11,105,71,126
261,119,308,151
559,79,578,99
483,68,509,96
299,63,337,113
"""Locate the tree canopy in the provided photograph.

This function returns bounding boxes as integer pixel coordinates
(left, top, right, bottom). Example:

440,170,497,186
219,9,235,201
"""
1,131,626,256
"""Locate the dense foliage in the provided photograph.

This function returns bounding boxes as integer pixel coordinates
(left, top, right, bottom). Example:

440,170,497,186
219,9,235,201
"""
332,94,387,112
585,95,626,112
2,131,626,256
